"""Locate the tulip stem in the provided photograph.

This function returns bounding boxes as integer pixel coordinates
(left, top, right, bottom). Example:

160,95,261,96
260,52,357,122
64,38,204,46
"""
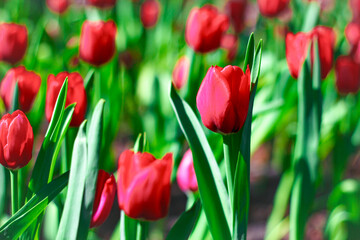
223,134,238,208
136,221,148,240
10,170,19,215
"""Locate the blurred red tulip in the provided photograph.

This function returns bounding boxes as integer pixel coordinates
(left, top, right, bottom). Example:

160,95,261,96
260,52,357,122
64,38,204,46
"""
0,110,33,170
185,5,229,53
306,0,334,11
177,149,198,193
117,150,173,221
172,56,190,90
79,20,117,66
345,22,360,46
46,72,87,127
286,26,335,79
88,0,116,8
350,0,360,23
0,23,28,65
221,34,238,62
225,0,247,33
90,170,116,228
140,0,160,28
196,65,250,134
46,0,69,14
257,0,290,18
335,56,360,95
0,66,41,112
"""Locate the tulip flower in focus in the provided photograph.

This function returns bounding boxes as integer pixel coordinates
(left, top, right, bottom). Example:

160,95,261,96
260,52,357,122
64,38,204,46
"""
286,26,335,79
0,66,41,112
0,110,33,170
225,0,247,34
0,23,28,65
46,72,87,127
335,56,360,95
46,0,69,14
87,0,116,8
172,56,190,90
90,170,116,228
185,5,229,53
196,65,251,134
257,0,290,18
221,34,238,62
79,20,117,66
117,150,173,220
177,149,198,193
140,0,160,28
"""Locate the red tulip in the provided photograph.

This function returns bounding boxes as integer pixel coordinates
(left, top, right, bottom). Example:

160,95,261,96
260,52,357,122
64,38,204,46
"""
0,66,41,112
172,56,190,90
140,0,160,28
87,0,116,8
196,65,251,134
225,0,247,33
335,56,360,95
221,34,238,62
90,170,116,228
257,0,290,18
345,22,360,63
46,72,87,127
79,20,117,66
0,110,33,170
0,23,28,65
117,150,173,221
286,26,335,79
46,0,69,14
176,149,198,193
185,5,229,54
350,0,360,23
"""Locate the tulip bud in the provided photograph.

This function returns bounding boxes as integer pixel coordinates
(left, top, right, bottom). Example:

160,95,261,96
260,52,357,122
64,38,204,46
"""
221,34,238,62
90,170,116,228
140,0,160,28
0,23,28,65
335,56,360,95
46,0,70,14
225,0,247,34
172,56,190,90
79,20,117,66
185,5,229,54
177,149,198,193
257,0,290,18
117,150,173,221
0,110,33,170
196,65,251,134
285,26,335,79
0,66,41,112
345,22,360,47
87,0,116,8
46,72,87,127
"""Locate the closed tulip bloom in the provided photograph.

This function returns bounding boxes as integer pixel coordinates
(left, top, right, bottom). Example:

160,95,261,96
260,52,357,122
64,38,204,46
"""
46,0,69,14
225,0,247,33
335,56,360,95
286,26,335,79
177,149,198,193
185,5,229,53
79,20,117,66
88,0,116,8
90,170,116,228
117,150,173,221
46,72,87,127
140,0,160,28
221,34,238,62
0,110,33,170
0,66,41,112
172,56,190,90
345,22,360,46
257,0,290,18
0,23,28,65
196,65,251,134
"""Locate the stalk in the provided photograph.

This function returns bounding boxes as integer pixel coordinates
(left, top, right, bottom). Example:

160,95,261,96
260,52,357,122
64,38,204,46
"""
10,170,19,215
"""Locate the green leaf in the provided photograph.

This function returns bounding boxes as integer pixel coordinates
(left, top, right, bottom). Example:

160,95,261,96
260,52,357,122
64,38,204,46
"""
166,200,201,240
10,82,19,113
169,84,231,240
301,2,320,32
243,33,255,71
77,99,105,239
56,121,88,240
84,68,96,92
0,172,69,240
